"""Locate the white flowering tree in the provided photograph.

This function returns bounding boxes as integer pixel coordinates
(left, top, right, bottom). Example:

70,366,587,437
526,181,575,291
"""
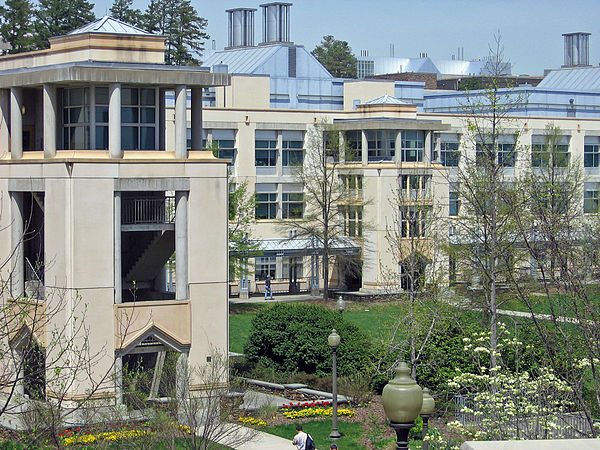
448,323,579,441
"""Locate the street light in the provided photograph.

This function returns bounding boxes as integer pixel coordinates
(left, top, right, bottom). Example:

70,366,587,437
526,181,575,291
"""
337,296,346,315
420,388,435,450
382,362,423,450
328,329,341,440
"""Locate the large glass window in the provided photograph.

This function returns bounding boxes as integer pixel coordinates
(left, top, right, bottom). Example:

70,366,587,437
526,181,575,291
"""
283,140,303,166
340,174,363,200
255,184,277,219
121,87,156,150
282,193,303,219
401,130,424,162
585,189,599,214
584,136,600,168
449,192,460,217
368,130,395,161
476,137,516,167
400,175,431,200
255,257,276,281
255,139,277,166
340,206,363,237
399,206,428,238
532,134,570,167
345,130,362,162
439,134,460,167
63,87,90,150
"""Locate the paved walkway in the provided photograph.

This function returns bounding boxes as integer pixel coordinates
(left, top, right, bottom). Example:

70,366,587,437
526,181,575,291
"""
230,293,321,304
236,428,294,449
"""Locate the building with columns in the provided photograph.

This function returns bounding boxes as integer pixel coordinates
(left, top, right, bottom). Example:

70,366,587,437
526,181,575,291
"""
0,17,230,403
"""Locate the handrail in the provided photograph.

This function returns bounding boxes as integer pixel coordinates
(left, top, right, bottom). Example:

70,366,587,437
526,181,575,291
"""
122,196,175,225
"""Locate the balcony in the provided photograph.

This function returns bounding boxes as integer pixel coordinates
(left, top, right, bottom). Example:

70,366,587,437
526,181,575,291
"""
122,196,175,231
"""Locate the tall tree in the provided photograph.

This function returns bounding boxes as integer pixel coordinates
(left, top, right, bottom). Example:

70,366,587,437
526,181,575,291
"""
0,0,36,54
109,0,142,27
34,0,95,48
311,35,357,78
142,0,208,65
447,34,526,369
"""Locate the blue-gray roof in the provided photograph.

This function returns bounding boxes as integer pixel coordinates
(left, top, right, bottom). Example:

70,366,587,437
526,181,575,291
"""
537,67,600,91
363,94,410,105
203,46,283,74
68,16,156,36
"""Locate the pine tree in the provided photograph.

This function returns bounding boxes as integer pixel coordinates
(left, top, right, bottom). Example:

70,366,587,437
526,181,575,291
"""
312,35,357,78
142,0,208,65
34,0,95,48
109,0,142,27
0,0,36,53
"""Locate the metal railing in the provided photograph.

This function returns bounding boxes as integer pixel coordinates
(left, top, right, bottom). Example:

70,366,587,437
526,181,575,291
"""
122,196,175,225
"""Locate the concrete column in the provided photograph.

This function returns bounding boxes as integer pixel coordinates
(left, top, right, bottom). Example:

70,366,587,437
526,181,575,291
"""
109,83,122,158
424,131,432,164
395,130,402,165
159,89,166,151
10,192,24,298
176,352,189,400
175,191,188,300
175,85,187,158
0,89,9,158
10,87,23,159
43,84,57,158
114,192,122,304
361,130,368,166
114,355,123,405
190,87,203,151
338,131,345,164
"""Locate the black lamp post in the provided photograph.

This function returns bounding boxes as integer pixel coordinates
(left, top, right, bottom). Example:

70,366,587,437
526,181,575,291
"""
337,296,346,316
328,329,341,440
420,388,435,450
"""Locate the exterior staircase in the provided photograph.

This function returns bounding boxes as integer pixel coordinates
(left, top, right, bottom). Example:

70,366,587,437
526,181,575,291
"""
125,230,175,284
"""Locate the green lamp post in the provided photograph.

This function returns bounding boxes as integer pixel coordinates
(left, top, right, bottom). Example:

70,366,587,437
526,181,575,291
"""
328,329,341,440
382,362,423,450
420,388,435,450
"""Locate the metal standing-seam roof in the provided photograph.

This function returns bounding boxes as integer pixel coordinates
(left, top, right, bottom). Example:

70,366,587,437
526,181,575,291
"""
363,94,411,105
202,45,282,74
67,16,156,36
537,67,600,91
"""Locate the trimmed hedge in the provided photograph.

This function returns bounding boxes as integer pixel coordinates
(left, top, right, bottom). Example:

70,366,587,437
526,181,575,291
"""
244,303,371,377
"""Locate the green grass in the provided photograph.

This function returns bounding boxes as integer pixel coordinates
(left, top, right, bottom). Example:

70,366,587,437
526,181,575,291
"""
263,419,367,449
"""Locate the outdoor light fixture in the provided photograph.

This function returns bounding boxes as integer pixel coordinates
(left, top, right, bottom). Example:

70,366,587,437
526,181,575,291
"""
382,362,423,450
420,388,435,450
337,296,345,315
328,329,341,440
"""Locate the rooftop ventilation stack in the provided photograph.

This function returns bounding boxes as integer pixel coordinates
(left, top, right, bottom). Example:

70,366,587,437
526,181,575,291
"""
562,32,591,67
226,8,256,49
260,2,292,44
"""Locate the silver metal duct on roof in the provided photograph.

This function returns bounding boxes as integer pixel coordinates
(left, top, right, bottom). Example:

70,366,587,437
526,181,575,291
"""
563,32,591,67
260,2,292,44
226,8,256,49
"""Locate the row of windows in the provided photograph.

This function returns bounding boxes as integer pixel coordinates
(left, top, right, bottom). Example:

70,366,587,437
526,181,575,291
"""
255,256,304,281
255,190,304,219
255,139,304,167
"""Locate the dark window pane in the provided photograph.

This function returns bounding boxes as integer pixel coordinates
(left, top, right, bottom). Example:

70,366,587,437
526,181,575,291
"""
140,107,155,123
95,87,109,105
140,127,155,150
121,107,138,123
96,106,109,123
122,126,138,150
95,126,108,150
121,88,138,106
140,88,155,106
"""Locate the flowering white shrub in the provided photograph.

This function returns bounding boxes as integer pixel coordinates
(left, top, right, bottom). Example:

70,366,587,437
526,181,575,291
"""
449,324,577,440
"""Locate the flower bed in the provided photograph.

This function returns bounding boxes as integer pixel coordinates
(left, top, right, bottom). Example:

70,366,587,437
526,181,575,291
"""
282,405,356,420
237,416,267,427
59,421,191,447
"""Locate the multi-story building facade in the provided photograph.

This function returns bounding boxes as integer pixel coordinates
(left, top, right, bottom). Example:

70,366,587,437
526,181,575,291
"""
0,17,230,404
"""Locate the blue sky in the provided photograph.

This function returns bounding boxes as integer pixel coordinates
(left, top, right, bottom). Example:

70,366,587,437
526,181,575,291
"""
94,0,600,76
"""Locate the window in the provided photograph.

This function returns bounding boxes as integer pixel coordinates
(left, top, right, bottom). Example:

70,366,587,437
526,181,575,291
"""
340,174,363,200
95,87,109,150
476,137,515,167
283,140,303,166
399,206,428,238
121,87,156,150
532,134,570,167
400,175,431,200
584,136,600,168
341,206,363,237
283,257,303,280
63,87,90,150
401,130,424,162
256,192,277,219
255,139,277,166
440,141,460,167
585,190,599,214
368,130,395,161
255,257,276,280
449,190,460,217
282,193,303,219
345,131,362,162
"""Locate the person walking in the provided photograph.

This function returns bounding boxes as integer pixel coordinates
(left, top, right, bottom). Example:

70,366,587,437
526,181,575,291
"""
264,274,274,300
292,425,307,449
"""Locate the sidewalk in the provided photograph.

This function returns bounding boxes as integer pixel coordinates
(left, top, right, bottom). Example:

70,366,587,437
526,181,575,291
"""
236,428,294,449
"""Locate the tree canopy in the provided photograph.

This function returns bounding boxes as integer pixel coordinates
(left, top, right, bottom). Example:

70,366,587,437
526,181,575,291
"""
0,0,37,53
34,0,95,49
311,35,357,78
110,0,142,27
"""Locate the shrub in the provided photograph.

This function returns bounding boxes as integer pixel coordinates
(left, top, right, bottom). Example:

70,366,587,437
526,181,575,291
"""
244,303,371,377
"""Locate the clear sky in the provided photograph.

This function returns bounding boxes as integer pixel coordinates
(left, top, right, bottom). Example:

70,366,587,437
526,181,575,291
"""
94,0,600,76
